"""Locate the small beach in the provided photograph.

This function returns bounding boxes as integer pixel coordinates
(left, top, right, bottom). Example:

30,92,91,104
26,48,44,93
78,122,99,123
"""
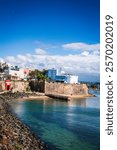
16,95,50,101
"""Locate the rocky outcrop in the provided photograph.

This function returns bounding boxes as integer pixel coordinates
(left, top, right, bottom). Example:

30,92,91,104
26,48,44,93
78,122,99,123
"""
0,92,48,150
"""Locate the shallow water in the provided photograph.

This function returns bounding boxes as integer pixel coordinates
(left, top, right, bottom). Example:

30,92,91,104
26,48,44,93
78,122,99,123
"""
10,91,100,150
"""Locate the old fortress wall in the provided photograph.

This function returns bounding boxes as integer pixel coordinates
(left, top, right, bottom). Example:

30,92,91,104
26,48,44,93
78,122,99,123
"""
0,81,88,95
0,81,28,92
45,82,88,95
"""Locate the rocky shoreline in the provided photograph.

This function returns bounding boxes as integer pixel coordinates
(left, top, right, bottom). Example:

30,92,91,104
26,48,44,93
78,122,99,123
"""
0,92,48,150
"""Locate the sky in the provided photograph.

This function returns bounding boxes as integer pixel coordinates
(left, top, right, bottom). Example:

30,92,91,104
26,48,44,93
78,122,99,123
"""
0,0,100,82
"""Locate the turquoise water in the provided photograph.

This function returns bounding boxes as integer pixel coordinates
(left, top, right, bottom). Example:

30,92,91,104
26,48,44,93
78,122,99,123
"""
10,91,100,150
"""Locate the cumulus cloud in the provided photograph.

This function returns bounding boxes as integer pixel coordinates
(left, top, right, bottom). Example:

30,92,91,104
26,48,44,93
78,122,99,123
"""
35,48,47,55
81,51,89,56
1,44,100,81
3,53,99,75
0,57,5,63
4,56,16,63
62,42,100,51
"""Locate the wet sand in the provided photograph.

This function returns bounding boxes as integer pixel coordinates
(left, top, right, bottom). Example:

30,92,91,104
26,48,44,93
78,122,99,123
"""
16,93,95,101
16,95,50,101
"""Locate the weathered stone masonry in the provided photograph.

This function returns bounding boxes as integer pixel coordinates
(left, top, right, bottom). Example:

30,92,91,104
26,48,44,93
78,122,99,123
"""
0,81,28,92
45,82,88,95
0,81,88,95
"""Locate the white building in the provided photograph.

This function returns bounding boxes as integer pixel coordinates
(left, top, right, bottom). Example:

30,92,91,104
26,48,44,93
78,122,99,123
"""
66,75,78,84
4,66,30,80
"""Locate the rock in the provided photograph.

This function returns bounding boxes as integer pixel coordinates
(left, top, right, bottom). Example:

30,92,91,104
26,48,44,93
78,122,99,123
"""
0,92,48,149
2,135,8,145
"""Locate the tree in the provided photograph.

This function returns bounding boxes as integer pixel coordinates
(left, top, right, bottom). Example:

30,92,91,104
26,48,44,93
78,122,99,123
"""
29,71,36,79
0,62,9,73
29,69,47,81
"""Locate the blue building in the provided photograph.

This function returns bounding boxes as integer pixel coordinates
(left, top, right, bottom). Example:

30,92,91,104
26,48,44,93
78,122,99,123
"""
46,69,57,81
55,75,67,82
46,68,78,83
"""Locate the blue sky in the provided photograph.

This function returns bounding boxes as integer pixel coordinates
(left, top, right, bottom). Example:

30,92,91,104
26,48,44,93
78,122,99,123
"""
0,0,100,82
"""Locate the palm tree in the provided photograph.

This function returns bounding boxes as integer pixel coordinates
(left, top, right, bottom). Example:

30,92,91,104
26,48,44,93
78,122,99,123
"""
29,69,47,81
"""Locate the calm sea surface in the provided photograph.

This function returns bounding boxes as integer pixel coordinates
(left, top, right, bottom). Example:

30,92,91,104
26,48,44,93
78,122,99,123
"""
10,90,100,150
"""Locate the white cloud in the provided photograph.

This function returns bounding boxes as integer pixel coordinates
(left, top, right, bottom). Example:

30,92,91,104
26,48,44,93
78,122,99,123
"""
3,53,99,75
62,42,100,51
81,51,89,56
4,56,16,63
17,54,27,62
0,57,5,63
1,44,100,81
35,48,47,55
92,50,100,56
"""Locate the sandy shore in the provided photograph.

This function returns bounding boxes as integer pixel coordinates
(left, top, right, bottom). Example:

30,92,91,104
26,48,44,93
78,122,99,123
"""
16,95,50,101
16,93,95,101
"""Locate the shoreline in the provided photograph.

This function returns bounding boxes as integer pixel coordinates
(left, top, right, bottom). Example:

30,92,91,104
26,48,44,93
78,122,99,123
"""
15,93,95,101
16,95,50,101
0,91,95,149
45,93,95,101
0,92,49,150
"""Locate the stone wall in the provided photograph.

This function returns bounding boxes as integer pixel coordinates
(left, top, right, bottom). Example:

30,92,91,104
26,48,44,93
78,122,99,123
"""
0,81,29,92
45,82,88,95
0,82,5,92
0,81,88,96
11,81,29,92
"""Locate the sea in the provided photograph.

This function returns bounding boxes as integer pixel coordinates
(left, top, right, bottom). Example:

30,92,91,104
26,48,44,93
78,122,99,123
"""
10,90,100,150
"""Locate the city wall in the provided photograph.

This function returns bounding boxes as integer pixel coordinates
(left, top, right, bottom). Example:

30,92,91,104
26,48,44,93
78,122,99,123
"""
0,81,88,96
45,82,88,95
0,81,28,92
